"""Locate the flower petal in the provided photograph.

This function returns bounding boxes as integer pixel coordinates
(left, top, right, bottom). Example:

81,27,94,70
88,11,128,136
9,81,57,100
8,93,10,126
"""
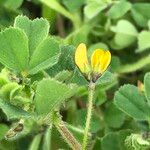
91,49,111,74
91,49,104,71
75,43,89,73
100,51,111,73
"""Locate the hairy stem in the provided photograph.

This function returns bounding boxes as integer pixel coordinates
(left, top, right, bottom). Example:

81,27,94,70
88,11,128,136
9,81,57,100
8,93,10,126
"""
82,81,95,150
54,114,81,150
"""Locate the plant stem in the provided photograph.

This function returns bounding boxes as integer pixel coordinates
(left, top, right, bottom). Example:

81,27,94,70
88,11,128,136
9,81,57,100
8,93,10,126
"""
40,0,81,30
54,114,81,150
40,0,73,20
118,54,150,74
82,81,95,150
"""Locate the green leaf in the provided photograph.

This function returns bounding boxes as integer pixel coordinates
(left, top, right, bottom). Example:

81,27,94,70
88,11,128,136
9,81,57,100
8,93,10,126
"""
4,0,23,10
0,82,19,100
0,69,10,88
110,56,121,72
0,124,8,140
55,70,72,82
69,68,88,86
34,78,77,115
97,71,115,85
0,139,17,150
0,28,29,73
110,40,124,50
0,78,7,88
108,1,131,19
131,3,150,27
62,0,85,12
40,0,74,22
104,103,125,128
95,90,106,106
114,84,150,120
84,0,107,19
101,130,131,150
47,45,75,76
29,134,42,150
137,31,150,53
76,109,103,133
29,37,60,75
111,20,138,49
72,26,90,46
144,72,150,103
0,98,31,120
101,133,119,150
14,15,49,56
93,138,101,150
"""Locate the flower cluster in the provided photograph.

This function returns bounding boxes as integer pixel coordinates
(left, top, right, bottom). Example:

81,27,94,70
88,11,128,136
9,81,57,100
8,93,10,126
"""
75,43,111,82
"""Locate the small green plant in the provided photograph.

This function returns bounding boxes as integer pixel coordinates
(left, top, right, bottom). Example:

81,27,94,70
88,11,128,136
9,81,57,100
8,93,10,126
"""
0,15,113,149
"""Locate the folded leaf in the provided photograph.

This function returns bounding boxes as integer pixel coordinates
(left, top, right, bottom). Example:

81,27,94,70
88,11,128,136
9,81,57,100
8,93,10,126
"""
114,84,150,120
29,37,60,75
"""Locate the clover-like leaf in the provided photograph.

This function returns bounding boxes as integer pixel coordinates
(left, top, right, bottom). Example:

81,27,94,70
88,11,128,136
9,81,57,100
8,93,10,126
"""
34,78,77,115
111,20,138,49
114,84,150,120
84,0,107,19
0,28,29,73
14,15,49,56
29,37,60,75
108,1,131,19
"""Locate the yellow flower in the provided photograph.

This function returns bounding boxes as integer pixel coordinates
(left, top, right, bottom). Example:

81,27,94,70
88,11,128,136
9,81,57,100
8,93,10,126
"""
75,43,111,81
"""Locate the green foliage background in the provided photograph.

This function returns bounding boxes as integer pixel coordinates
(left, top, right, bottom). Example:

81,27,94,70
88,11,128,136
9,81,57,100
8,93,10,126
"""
0,0,150,149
